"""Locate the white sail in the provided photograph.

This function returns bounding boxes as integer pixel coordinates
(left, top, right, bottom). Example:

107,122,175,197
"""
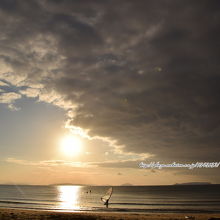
101,187,113,203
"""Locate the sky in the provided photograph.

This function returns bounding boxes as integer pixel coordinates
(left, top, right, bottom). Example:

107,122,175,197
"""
0,0,220,185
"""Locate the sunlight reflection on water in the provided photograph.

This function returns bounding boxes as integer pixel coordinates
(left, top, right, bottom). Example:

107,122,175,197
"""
57,185,81,210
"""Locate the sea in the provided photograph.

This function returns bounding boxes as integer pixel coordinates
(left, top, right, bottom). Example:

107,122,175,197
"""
0,184,220,213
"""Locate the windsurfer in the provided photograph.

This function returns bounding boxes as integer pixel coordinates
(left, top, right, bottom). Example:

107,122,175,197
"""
104,199,109,208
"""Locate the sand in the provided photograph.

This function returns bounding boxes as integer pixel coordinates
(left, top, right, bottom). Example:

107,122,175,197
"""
0,208,220,220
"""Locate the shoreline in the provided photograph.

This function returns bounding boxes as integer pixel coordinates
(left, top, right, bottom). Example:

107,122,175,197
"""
1,208,220,220
1,206,220,213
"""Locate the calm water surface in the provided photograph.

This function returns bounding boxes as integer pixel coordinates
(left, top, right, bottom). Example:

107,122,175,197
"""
0,185,220,213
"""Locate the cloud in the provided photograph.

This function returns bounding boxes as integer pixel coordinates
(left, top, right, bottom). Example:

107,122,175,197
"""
5,157,147,169
0,0,220,170
94,159,145,169
5,157,93,168
0,92,21,104
20,88,40,98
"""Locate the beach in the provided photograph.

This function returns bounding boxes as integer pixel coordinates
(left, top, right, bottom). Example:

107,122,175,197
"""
0,209,220,220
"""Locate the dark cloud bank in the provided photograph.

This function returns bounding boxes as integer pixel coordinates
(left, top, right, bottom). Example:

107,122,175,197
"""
0,0,220,167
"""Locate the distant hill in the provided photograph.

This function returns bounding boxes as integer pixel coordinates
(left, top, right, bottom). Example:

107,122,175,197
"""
50,183,89,186
175,182,212,185
120,183,133,186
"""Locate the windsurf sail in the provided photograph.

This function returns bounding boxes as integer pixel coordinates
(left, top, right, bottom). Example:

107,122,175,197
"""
101,187,113,204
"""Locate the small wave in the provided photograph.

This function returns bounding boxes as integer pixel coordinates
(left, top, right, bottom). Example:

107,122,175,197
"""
110,202,220,206
0,198,57,203
0,200,50,206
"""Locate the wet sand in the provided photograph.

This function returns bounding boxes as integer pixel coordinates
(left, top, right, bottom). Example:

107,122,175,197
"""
0,208,220,220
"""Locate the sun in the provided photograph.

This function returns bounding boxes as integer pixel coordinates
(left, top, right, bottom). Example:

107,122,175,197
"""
60,135,82,156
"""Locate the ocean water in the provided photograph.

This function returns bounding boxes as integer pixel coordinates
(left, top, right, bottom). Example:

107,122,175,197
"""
0,184,220,213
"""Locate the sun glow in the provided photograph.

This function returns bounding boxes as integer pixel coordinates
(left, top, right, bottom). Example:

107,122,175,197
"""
60,135,82,156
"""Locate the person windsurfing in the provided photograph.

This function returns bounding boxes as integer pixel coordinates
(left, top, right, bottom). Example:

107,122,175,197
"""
101,187,113,208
